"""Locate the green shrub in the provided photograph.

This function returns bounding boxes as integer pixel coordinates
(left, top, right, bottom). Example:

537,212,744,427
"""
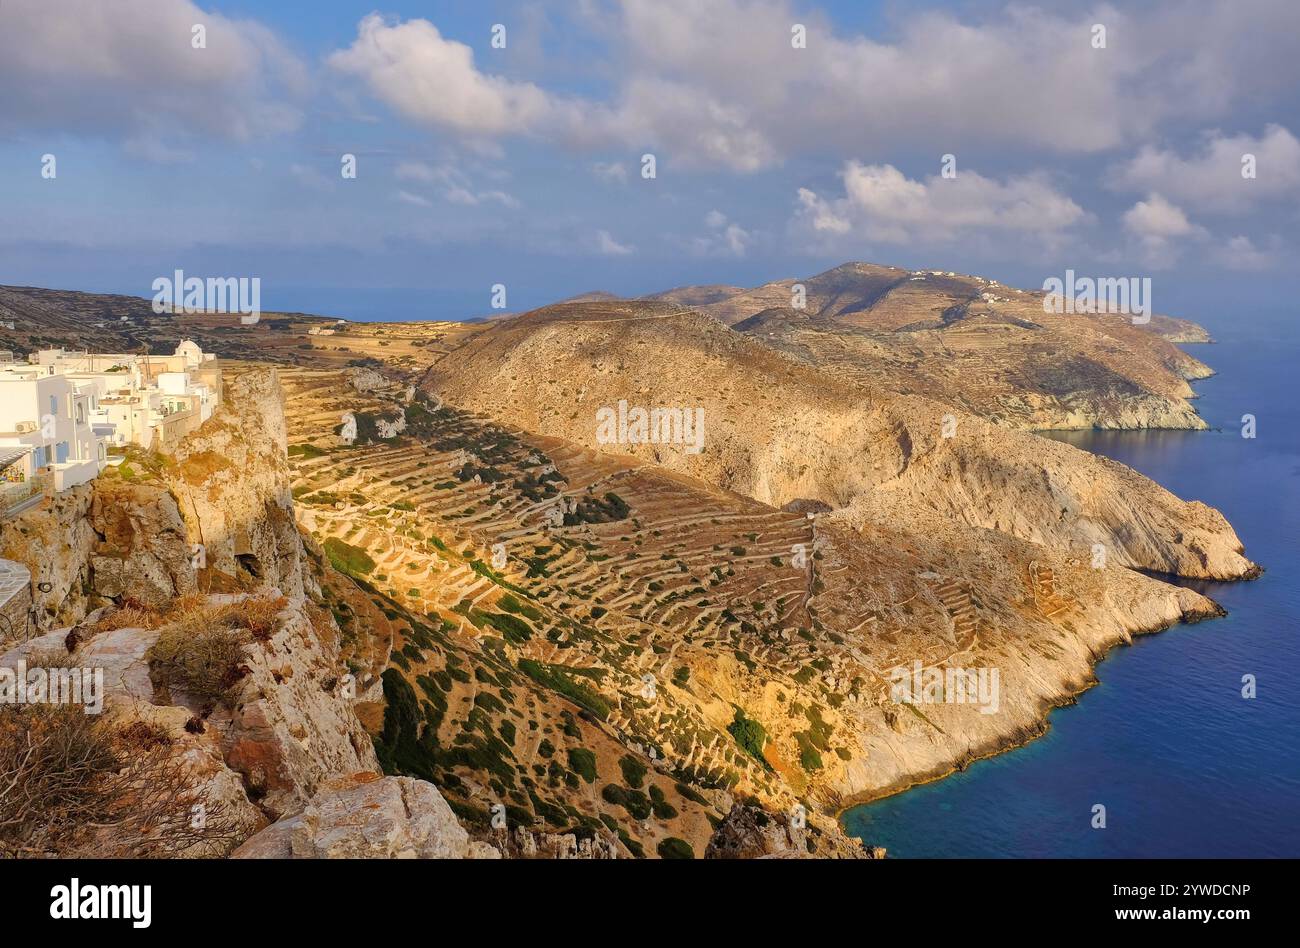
324,537,376,576
619,754,648,789
656,837,695,860
568,748,598,784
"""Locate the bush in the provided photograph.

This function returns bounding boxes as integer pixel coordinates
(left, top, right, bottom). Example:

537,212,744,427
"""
568,748,598,783
619,754,648,789
324,538,377,576
0,704,244,857
727,707,769,768
147,625,249,705
601,783,651,820
656,837,695,860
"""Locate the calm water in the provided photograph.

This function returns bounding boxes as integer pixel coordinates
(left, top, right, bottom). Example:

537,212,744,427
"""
842,312,1300,857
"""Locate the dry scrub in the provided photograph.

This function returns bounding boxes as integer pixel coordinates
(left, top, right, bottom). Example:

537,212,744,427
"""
0,705,243,857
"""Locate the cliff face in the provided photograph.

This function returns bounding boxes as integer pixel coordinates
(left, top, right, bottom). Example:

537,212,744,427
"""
0,480,198,635
0,367,480,859
0,486,96,632
165,368,305,597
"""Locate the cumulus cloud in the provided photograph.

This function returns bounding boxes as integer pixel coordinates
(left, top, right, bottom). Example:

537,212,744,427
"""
1214,235,1278,270
605,0,1300,169
0,0,306,147
689,211,753,257
596,230,634,255
793,162,1086,246
1110,125,1300,212
328,15,573,136
319,2,1300,173
1121,193,1207,268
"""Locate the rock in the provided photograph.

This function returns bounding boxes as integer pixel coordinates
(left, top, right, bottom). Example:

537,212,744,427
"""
89,481,196,607
166,369,305,597
220,595,380,820
231,774,470,859
705,802,875,859
0,484,96,631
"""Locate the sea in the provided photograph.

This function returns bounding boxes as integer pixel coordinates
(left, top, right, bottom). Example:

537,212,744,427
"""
842,307,1300,857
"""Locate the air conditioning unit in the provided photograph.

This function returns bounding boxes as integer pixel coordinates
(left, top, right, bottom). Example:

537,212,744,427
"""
14,421,38,434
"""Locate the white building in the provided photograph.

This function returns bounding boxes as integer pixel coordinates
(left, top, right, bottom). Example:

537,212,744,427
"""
0,363,110,504
0,341,223,510
34,341,221,451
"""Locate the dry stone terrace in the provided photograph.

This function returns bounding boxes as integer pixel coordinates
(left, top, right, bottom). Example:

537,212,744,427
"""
270,360,1116,830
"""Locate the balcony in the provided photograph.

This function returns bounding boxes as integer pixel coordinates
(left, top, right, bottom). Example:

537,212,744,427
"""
0,473,48,519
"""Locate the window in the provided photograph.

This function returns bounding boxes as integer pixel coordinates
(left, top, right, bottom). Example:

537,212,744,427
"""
49,395,57,416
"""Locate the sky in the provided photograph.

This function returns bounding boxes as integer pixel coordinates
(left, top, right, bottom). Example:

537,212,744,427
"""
1,0,1298,321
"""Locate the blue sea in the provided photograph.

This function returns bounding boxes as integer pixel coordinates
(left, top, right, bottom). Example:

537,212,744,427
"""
842,309,1300,858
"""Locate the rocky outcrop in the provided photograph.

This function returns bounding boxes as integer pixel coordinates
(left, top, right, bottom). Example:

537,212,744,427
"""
218,595,379,820
705,802,880,859
88,480,196,608
476,827,620,859
166,368,305,597
0,484,95,631
232,773,474,859
0,625,267,856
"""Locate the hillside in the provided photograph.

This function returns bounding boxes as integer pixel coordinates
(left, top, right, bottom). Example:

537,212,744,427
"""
420,300,1253,581
607,263,1214,430
0,279,1260,859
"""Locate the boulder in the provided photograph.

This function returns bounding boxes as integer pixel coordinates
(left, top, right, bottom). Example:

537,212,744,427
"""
232,774,470,859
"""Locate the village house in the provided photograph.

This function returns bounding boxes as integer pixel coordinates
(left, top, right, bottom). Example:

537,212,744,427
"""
0,341,223,515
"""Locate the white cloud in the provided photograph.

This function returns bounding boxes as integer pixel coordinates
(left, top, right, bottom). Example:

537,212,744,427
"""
1122,194,1197,238
1110,125,1300,212
1121,194,1206,268
328,15,569,136
321,2,1300,172
605,0,1300,169
397,190,433,208
0,0,306,147
1214,235,1277,271
446,187,519,209
690,211,752,257
793,162,1086,246
593,162,629,184
596,230,635,255
396,160,520,208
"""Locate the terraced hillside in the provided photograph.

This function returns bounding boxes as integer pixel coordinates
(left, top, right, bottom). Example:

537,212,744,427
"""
645,263,1215,431
0,284,479,376
421,300,1255,582
272,361,1233,854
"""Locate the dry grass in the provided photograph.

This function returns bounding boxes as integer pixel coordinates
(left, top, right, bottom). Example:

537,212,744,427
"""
145,593,288,705
0,704,244,858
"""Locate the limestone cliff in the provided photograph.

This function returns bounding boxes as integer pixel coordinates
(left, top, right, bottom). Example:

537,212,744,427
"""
166,368,305,597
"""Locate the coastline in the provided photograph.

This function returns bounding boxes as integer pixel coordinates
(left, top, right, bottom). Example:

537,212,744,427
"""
836,585,1233,823
837,352,1255,832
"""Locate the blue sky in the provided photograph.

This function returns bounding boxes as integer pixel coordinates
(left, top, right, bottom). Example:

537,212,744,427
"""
1,0,1297,320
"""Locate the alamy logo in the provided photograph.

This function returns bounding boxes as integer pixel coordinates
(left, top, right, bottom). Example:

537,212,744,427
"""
151,269,261,324
595,400,705,454
0,661,104,714
50,879,151,928
889,660,1000,715
1042,270,1151,324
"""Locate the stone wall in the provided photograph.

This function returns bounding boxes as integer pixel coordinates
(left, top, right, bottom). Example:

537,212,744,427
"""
0,557,31,644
